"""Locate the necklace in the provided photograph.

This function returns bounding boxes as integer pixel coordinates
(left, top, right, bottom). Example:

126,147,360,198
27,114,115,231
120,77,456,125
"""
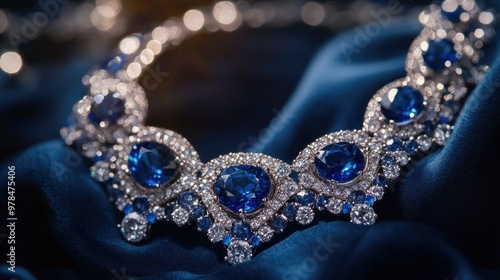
60,0,495,265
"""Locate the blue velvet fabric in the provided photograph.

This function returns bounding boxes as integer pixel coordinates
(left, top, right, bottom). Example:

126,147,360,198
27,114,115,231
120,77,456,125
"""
2,1,500,279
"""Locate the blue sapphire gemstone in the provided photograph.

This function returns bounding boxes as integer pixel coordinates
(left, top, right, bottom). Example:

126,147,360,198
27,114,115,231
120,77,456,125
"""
423,39,459,71
146,212,157,224
88,93,125,125
348,190,366,204
424,121,436,137
439,116,450,124
128,141,179,188
314,195,329,211
230,221,252,240
374,175,388,188
315,142,365,183
178,191,199,209
404,140,419,154
189,205,206,220
365,195,375,206
213,164,272,213
123,204,133,215
250,235,261,247
222,235,232,247
282,203,298,220
380,86,425,125
387,138,403,152
164,203,176,220
295,190,315,206
441,5,465,23
132,197,149,213
269,216,287,233
342,203,352,214
197,217,212,232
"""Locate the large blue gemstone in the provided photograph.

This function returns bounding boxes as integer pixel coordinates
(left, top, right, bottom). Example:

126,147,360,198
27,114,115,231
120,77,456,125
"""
213,164,272,213
423,39,459,71
315,142,365,183
128,141,178,188
88,93,125,125
380,86,424,125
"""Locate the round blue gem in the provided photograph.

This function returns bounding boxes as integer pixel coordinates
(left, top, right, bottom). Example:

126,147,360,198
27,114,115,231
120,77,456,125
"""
387,138,403,152
128,141,179,188
282,203,298,220
404,140,419,154
315,142,365,183
374,175,388,188
342,203,352,214
295,190,315,206
189,204,206,220
381,154,397,167
423,39,459,71
178,191,199,209
88,93,125,125
441,5,465,23
230,221,252,240
365,195,375,206
197,217,212,232
269,216,287,233
439,116,450,124
314,195,328,211
123,204,133,215
164,203,176,220
348,190,366,204
250,235,261,247
132,197,149,214
222,235,232,247
213,164,272,213
380,86,424,125
146,212,157,224
424,121,436,137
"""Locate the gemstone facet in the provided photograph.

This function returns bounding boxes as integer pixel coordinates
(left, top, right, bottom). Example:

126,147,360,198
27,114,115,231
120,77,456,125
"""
88,93,125,125
227,240,252,265
423,39,459,71
120,213,148,242
213,165,272,213
315,142,366,183
128,141,179,188
380,86,425,125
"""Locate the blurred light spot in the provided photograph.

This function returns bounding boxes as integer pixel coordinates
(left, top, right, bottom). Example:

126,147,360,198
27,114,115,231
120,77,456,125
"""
140,49,154,65
245,8,266,28
0,52,23,74
119,36,140,54
127,62,142,79
96,0,121,18
183,9,205,32
479,12,494,25
301,2,325,26
152,26,169,43
91,7,116,31
0,10,8,33
474,29,485,39
146,40,162,55
442,1,458,13
214,1,237,25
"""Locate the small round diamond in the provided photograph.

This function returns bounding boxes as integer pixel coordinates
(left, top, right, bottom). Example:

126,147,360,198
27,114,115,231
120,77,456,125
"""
282,181,298,195
380,86,424,125
256,226,274,242
350,204,377,225
422,39,459,71
88,93,125,125
296,206,315,225
315,142,366,183
213,165,272,213
417,135,432,151
230,221,252,240
326,198,343,214
172,207,189,226
120,213,148,242
208,225,227,243
227,240,252,265
370,186,385,200
128,141,179,188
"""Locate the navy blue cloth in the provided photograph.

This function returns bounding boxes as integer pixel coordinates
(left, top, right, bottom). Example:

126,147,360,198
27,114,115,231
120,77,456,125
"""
2,2,500,279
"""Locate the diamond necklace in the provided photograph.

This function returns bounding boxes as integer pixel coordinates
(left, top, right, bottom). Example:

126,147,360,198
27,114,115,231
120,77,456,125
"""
61,0,495,265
